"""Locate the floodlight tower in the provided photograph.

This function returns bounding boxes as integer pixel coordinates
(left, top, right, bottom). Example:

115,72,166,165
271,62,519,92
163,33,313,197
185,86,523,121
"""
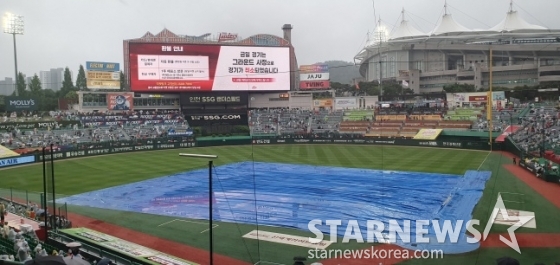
3,12,24,96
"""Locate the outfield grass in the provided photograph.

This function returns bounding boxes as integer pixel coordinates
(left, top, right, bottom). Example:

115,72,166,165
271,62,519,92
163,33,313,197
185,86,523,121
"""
1,145,559,265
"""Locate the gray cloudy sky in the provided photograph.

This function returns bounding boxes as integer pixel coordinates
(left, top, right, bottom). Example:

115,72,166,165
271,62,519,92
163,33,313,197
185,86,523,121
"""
1,0,559,81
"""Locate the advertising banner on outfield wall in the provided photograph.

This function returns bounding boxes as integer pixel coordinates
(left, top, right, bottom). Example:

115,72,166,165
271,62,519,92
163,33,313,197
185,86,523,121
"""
313,99,333,108
334,98,357,110
107,93,134,110
4,97,38,111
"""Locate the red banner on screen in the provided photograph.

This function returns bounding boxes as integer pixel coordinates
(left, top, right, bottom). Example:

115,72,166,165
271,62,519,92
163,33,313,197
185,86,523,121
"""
299,81,330,90
495,125,520,142
128,43,290,92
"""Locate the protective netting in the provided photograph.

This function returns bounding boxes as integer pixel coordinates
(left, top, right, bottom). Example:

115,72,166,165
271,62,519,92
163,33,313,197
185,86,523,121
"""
58,162,490,254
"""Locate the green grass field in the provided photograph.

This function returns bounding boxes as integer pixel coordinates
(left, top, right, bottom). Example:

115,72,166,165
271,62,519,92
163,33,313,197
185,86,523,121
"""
1,144,559,265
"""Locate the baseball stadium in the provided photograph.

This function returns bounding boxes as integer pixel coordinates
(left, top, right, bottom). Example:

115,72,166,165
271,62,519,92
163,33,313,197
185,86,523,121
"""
1,4,560,265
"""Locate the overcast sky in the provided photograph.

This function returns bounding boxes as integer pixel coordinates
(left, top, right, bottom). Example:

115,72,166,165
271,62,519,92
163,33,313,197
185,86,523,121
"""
1,0,559,81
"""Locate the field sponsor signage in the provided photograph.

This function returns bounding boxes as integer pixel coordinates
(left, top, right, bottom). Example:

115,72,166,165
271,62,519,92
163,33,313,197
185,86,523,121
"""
299,81,330,90
107,93,134,110
167,128,193,136
34,142,196,162
79,114,180,121
248,138,472,149
87,71,120,81
413,129,443,140
185,113,248,126
469,96,487,102
4,97,38,111
335,98,357,110
86,61,120,72
129,43,290,92
87,80,120,89
243,230,332,249
0,121,80,130
81,119,183,127
180,92,248,105
313,99,333,107
0,156,35,168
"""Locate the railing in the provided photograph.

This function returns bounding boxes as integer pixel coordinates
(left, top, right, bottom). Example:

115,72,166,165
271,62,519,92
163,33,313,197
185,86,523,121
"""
0,188,69,229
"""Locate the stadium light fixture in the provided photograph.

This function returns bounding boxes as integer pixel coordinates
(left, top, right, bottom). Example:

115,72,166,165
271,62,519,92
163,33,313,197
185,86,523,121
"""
179,153,218,265
3,12,24,97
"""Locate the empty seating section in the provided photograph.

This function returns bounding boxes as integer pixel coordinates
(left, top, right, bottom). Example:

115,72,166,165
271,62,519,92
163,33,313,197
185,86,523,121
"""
437,120,472,130
445,108,482,121
343,110,374,121
310,110,344,134
409,115,442,121
376,115,407,121
249,109,311,136
339,121,370,134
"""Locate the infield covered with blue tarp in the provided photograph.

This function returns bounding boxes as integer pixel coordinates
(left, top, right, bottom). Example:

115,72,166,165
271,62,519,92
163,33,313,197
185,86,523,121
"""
59,162,491,254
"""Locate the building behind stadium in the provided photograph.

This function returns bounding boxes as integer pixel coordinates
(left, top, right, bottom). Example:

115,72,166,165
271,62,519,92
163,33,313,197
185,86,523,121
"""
354,3,560,93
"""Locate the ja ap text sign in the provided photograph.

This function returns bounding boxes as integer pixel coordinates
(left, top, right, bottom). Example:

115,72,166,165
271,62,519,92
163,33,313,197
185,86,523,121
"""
300,73,329,81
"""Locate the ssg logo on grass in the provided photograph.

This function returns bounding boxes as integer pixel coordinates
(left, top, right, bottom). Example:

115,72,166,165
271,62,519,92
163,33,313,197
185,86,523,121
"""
307,194,535,254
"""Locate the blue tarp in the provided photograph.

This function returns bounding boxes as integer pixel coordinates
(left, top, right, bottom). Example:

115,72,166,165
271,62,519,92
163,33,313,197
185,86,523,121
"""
59,162,490,254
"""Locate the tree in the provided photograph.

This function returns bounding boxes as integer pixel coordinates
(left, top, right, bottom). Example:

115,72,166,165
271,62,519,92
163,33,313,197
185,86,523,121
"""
64,90,79,105
76,65,88,91
59,67,76,97
28,74,42,96
119,71,128,91
13,72,27,97
41,89,58,111
443,84,476,93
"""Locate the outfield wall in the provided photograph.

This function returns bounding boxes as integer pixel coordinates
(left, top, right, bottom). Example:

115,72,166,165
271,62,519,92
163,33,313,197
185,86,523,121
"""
1,135,500,169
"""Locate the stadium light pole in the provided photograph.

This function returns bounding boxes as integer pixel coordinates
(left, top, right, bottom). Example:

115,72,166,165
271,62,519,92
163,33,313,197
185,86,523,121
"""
179,153,218,265
2,12,24,96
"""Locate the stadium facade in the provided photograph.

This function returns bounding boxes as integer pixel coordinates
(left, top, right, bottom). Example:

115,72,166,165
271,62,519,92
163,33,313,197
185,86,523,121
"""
354,3,560,94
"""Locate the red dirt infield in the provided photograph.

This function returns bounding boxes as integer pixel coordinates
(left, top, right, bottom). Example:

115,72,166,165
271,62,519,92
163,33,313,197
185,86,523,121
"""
67,212,250,265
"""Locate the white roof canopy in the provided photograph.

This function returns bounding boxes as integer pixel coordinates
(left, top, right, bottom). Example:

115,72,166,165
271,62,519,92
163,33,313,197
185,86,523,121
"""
390,9,428,40
490,10,547,32
391,20,427,39
432,14,471,35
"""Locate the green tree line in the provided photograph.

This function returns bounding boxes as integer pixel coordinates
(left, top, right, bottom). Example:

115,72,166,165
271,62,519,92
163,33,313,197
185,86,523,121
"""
1,65,127,112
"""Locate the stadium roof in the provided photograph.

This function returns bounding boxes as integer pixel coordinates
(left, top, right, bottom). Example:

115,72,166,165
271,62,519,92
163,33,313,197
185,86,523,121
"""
431,13,471,36
389,9,428,40
489,10,547,32
125,28,291,47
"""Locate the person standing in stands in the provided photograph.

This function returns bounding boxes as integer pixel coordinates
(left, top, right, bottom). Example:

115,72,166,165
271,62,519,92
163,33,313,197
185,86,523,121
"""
0,202,5,225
